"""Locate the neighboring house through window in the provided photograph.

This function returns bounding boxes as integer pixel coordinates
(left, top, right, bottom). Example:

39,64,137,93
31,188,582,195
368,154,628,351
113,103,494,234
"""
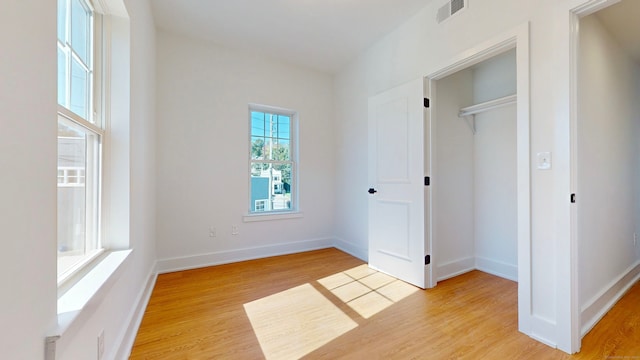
249,105,297,213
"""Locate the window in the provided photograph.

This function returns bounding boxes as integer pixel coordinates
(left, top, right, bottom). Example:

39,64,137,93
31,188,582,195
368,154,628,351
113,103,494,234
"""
255,200,267,212
250,105,297,213
57,0,103,282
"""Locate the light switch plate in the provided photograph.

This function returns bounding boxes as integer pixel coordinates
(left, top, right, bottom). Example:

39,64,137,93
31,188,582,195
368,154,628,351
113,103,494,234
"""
537,152,551,170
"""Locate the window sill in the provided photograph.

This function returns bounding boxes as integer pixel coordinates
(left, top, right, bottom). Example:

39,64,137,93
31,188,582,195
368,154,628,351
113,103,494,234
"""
243,211,304,222
49,250,132,340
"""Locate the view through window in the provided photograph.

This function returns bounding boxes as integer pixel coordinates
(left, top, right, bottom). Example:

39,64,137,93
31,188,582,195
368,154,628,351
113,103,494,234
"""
250,107,296,213
57,0,103,281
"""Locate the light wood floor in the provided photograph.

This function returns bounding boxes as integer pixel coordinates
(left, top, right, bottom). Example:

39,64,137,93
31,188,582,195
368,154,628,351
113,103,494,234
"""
130,248,640,359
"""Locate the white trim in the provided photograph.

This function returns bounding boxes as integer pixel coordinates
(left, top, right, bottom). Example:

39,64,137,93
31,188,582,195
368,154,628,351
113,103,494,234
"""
243,211,303,222
156,238,334,274
114,264,158,360
580,261,640,337
333,237,368,262
475,256,518,282
426,21,532,338
529,315,558,349
436,257,475,281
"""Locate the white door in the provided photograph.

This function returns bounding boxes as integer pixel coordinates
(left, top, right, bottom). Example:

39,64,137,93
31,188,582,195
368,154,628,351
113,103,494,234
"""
368,78,430,289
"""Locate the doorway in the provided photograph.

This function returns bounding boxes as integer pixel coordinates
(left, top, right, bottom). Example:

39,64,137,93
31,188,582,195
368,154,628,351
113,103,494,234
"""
425,23,531,334
572,0,640,342
431,49,518,283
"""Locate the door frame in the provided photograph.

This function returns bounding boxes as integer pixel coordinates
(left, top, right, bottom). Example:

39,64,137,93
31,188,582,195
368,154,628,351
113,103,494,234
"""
424,22,532,336
568,0,622,353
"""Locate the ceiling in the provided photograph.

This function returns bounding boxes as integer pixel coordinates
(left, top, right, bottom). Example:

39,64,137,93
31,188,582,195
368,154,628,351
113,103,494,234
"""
595,0,640,62
151,0,435,74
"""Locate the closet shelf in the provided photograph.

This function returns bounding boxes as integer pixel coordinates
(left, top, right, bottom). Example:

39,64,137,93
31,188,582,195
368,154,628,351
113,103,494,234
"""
458,94,517,117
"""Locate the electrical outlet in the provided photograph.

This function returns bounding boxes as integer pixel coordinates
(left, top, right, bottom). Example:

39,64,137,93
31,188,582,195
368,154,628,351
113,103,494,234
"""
97,330,105,360
209,226,216,238
231,225,239,235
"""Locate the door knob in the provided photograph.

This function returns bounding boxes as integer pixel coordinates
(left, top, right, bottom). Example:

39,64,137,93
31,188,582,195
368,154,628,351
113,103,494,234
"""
368,188,378,194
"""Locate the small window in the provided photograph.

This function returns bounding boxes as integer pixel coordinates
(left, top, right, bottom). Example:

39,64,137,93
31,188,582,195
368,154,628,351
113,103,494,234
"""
255,200,267,212
249,105,297,213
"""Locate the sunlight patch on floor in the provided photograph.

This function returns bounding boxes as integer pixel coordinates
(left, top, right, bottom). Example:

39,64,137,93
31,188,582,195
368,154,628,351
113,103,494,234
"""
319,264,419,319
243,265,420,359
243,283,358,360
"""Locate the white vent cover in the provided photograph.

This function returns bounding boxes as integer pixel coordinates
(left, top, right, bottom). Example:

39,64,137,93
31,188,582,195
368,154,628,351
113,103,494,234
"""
436,0,467,23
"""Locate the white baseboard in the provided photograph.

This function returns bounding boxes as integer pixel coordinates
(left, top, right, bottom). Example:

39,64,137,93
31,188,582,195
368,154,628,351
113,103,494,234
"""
529,315,557,349
156,238,334,274
580,261,640,338
114,263,158,360
436,256,475,281
475,256,518,282
333,237,368,261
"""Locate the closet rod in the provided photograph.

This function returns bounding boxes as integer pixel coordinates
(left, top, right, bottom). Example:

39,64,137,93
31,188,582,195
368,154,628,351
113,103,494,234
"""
458,94,517,117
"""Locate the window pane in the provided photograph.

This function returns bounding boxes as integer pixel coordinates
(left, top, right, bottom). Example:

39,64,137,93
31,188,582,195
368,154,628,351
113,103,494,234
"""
251,136,266,160
57,47,68,106
250,163,292,212
272,140,289,161
57,119,100,278
277,116,290,139
70,57,88,119
58,121,87,271
57,0,67,42
71,0,90,64
251,112,265,137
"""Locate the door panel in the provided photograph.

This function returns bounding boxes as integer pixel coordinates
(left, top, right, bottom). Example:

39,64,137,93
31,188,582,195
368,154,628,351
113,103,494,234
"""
368,78,429,289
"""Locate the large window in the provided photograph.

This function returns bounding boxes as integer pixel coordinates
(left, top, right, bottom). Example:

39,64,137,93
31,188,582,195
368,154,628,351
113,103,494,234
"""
250,106,297,213
57,0,103,282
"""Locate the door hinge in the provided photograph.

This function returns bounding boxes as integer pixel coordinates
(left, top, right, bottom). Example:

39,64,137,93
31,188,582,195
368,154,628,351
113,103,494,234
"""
425,255,431,265
424,176,430,186
571,193,576,203
424,98,430,108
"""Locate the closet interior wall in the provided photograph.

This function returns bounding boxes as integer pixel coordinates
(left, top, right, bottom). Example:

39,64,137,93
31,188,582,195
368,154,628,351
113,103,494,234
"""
434,49,518,282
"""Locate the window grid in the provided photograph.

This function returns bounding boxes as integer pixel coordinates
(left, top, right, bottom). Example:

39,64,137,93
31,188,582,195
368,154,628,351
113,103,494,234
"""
249,107,297,214
57,0,104,284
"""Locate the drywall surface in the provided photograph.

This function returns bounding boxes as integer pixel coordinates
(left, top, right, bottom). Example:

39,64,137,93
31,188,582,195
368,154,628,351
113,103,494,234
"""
0,0,57,358
472,50,518,280
155,31,336,268
578,14,640,329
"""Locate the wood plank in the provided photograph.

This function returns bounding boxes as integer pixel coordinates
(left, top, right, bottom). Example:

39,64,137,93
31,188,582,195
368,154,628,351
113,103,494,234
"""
130,248,640,359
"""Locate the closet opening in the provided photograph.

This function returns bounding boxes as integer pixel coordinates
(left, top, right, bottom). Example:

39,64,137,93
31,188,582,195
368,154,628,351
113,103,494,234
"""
431,49,518,284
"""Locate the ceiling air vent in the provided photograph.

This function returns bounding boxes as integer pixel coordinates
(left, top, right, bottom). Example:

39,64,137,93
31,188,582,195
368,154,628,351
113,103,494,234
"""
436,0,467,23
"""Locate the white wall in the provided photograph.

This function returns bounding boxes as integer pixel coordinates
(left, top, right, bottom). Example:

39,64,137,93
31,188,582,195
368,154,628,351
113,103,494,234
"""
333,0,580,351
155,31,336,270
577,14,640,335
472,50,518,280
0,0,157,358
433,69,476,279
0,1,57,358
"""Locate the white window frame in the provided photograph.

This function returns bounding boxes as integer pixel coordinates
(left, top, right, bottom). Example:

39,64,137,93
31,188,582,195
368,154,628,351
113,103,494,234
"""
57,0,107,289
247,104,299,216
255,199,267,212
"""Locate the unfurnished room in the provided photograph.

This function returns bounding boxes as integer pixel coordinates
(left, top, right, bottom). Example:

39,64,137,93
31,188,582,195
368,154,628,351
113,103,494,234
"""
1,0,639,359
